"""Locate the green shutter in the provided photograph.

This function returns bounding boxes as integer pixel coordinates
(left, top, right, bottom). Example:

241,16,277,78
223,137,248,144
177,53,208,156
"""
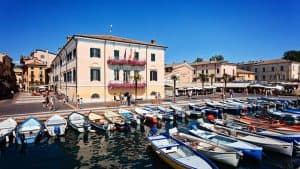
90,69,93,81
90,48,94,57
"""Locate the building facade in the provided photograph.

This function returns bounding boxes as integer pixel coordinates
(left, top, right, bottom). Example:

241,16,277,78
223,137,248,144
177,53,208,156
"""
20,49,56,91
236,69,255,81
191,61,237,83
14,65,23,89
52,35,166,103
165,62,194,84
0,53,16,98
238,59,300,82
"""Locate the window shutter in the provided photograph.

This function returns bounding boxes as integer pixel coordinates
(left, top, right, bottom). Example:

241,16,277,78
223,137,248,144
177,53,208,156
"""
98,69,101,81
90,69,93,81
90,48,94,57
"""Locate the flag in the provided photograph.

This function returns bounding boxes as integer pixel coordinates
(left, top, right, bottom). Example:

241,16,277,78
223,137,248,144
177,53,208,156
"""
124,49,127,59
128,48,132,60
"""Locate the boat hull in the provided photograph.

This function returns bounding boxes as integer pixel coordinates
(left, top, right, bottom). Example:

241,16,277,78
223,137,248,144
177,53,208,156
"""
46,125,66,136
199,151,239,167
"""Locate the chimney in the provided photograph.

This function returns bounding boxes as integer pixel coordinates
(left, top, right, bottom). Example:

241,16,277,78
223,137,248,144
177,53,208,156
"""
150,39,156,45
67,36,72,42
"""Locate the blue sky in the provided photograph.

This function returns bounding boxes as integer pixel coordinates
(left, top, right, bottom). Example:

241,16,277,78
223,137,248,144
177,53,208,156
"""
1,0,300,64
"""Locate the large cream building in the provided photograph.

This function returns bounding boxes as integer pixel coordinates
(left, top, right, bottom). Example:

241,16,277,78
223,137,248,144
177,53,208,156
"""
191,61,237,83
165,62,195,84
20,49,56,91
238,59,300,82
52,34,167,103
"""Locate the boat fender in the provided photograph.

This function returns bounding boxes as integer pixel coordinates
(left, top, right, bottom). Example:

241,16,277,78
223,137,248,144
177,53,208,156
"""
247,125,256,132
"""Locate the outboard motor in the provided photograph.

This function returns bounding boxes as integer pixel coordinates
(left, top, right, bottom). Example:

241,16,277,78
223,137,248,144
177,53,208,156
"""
83,122,90,132
54,125,61,136
149,126,158,136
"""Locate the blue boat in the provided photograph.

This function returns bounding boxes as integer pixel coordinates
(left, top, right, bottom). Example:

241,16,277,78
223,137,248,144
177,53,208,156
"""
147,133,218,169
118,109,140,125
16,117,42,144
189,126,263,160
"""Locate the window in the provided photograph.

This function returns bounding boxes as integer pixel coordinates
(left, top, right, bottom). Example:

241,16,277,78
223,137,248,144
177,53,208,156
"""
91,93,100,99
39,67,42,70
67,71,72,82
90,48,101,58
134,52,139,60
205,69,208,74
262,75,265,80
271,67,274,72
262,67,265,72
63,73,66,82
123,70,130,82
73,49,77,58
73,69,76,82
255,68,257,72
255,75,257,80
114,69,120,80
233,69,235,75
31,67,34,70
90,68,101,81
151,53,155,62
41,55,45,59
217,68,219,74
150,70,158,81
202,70,204,74
114,50,119,59
280,66,284,71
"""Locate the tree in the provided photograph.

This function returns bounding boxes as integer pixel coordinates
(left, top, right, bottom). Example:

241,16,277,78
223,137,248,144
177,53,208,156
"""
198,73,208,94
171,75,179,102
132,73,142,105
283,50,300,62
209,55,224,61
209,74,215,86
223,73,230,97
193,57,203,63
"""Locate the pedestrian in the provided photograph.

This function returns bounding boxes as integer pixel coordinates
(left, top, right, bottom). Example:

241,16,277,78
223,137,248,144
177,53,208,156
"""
46,95,49,107
127,94,131,106
230,89,233,98
77,98,80,109
79,98,83,109
49,96,54,110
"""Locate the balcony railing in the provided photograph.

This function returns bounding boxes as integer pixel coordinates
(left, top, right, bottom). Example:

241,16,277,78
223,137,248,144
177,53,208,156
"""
108,81,146,89
107,58,146,66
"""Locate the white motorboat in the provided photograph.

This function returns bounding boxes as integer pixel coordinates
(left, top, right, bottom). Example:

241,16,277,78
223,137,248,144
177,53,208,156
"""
68,112,91,133
0,118,17,143
45,114,67,136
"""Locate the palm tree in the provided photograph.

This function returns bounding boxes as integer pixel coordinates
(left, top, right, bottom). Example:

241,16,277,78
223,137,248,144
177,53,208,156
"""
132,73,142,105
223,73,230,97
171,75,179,102
209,74,215,86
198,73,207,95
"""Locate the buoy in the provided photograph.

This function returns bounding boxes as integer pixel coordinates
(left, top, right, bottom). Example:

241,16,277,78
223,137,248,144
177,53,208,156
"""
207,114,215,121
5,136,9,142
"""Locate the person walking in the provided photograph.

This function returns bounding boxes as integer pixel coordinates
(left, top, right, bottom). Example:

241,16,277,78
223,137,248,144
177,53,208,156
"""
49,96,54,110
79,98,83,109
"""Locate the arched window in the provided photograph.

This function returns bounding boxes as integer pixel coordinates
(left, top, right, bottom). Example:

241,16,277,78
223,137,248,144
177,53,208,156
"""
91,93,100,99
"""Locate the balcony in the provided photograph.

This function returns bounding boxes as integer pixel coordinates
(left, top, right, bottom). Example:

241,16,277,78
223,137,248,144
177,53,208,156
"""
108,81,146,89
107,58,146,66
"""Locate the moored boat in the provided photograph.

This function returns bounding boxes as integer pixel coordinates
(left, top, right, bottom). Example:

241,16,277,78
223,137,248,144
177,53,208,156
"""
200,122,293,156
118,109,140,125
0,118,17,143
147,134,218,169
135,108,158,123
45,114,67,136
16,117,42,144
104,110,127,130
68,112,91,133
189,126,263,160
169,104,187,118
169,128,242,167
88,112,114,131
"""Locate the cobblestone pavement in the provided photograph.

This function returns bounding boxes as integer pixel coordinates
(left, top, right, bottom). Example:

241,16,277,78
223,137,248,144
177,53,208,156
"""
0,92,72,116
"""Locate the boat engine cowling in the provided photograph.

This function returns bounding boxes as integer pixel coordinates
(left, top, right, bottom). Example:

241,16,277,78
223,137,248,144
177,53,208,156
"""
54,126,61,136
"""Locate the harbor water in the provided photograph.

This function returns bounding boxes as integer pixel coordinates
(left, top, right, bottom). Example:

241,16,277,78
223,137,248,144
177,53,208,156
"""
0,118,300,169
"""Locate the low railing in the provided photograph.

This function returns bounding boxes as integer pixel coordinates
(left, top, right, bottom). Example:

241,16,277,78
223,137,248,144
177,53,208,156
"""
108,81,146,89
107,58,146,66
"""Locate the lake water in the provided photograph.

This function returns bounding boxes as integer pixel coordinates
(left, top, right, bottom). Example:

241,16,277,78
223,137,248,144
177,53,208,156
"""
0,118,299,169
